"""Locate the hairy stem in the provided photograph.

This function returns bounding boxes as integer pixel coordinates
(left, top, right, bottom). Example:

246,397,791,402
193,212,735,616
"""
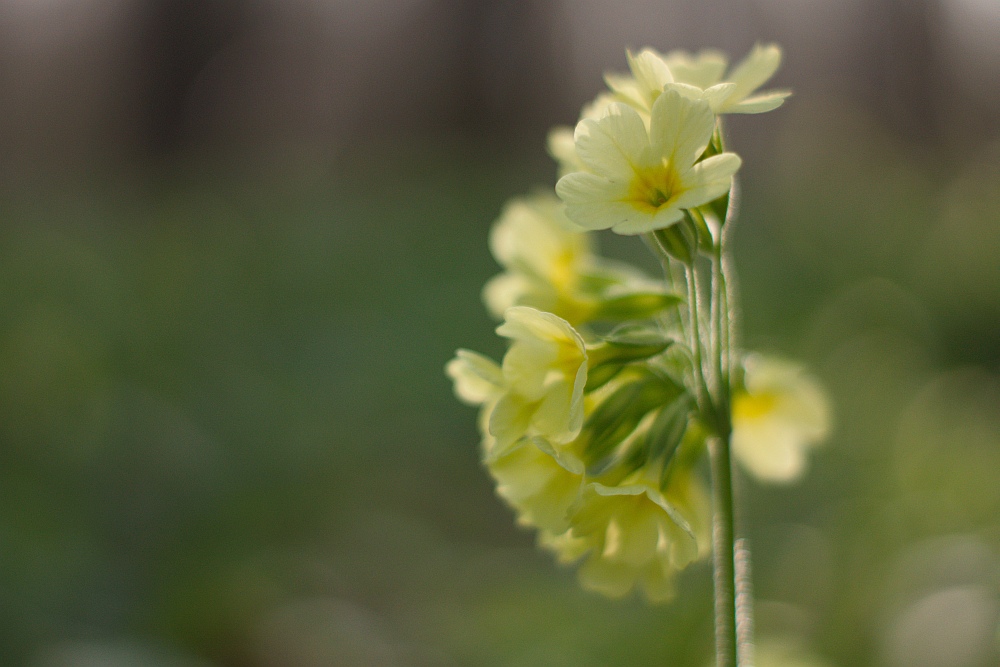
709,432,738,667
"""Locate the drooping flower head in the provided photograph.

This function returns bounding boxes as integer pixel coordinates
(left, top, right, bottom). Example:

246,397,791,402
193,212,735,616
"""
731,354,832,482
556,89,741,235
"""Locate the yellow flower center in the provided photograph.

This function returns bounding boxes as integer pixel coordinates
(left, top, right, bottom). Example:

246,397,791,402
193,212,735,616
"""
732,391,779,423
627,162,680,213
548,248,577,291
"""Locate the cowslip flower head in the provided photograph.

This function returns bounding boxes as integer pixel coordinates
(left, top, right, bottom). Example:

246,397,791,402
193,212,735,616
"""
490,307,588,450
555,89,741,235
731,354,832,483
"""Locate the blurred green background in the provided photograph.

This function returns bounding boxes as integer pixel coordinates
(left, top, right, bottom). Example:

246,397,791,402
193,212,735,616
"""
1,1,999,665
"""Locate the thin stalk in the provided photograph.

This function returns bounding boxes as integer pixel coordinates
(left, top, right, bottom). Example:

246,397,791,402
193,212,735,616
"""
644,232,689,352
711,248,722,400
713,245,731,429
735,538,756,666
708,431,738,667
686,263,715,422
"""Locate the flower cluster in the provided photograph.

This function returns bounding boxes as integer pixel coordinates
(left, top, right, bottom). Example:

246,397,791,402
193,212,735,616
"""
448,44,829,602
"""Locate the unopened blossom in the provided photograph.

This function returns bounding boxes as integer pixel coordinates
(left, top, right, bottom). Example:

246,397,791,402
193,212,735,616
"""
556,89,741,235
731,354,831,482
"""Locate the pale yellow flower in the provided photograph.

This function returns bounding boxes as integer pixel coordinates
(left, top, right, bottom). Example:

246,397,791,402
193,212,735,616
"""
486,437,584,534
604,48,732,117
489,307,588,449
483,194,665,325
556,89,741,235
544,465,711,602
482,195,596,324
609,44,790,116
731,354,831,483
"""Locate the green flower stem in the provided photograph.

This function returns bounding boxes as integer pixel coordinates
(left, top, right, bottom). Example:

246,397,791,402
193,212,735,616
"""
686,263,716,424
709,431,738,667
643,233,688,343
648,223,743,667
713,244,732,429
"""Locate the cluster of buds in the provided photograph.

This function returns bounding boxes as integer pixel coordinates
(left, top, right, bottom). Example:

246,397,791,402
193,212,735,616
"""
448,44,830,602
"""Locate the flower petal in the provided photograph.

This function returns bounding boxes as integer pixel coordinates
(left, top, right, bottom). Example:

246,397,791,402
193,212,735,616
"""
726,43,782,103
578,555,636,598
671,152,741,209
496,306,580,347
727,89,791,114
611,207,683,235
547,126,579,175
648,89,716,169
662,48,727,88
569,201,653,234
482,272,531,319
489,392,534,449
574,104,650,178
556,171,622,205
626,48,673,104
446,350,503,405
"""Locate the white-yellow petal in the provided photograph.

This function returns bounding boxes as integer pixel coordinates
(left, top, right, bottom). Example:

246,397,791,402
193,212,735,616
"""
574,105,651,179
648,89,716,168
446,350,504,405
725,43,783,105
488,439,584,533
732,422,809,482
482,272,531,319
496,306,582,349
489,392,535,450
662,48,728,88
728,89,792,114
547,126,581,176
731,354,832,483
610,207,685,236
625,48,674,109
